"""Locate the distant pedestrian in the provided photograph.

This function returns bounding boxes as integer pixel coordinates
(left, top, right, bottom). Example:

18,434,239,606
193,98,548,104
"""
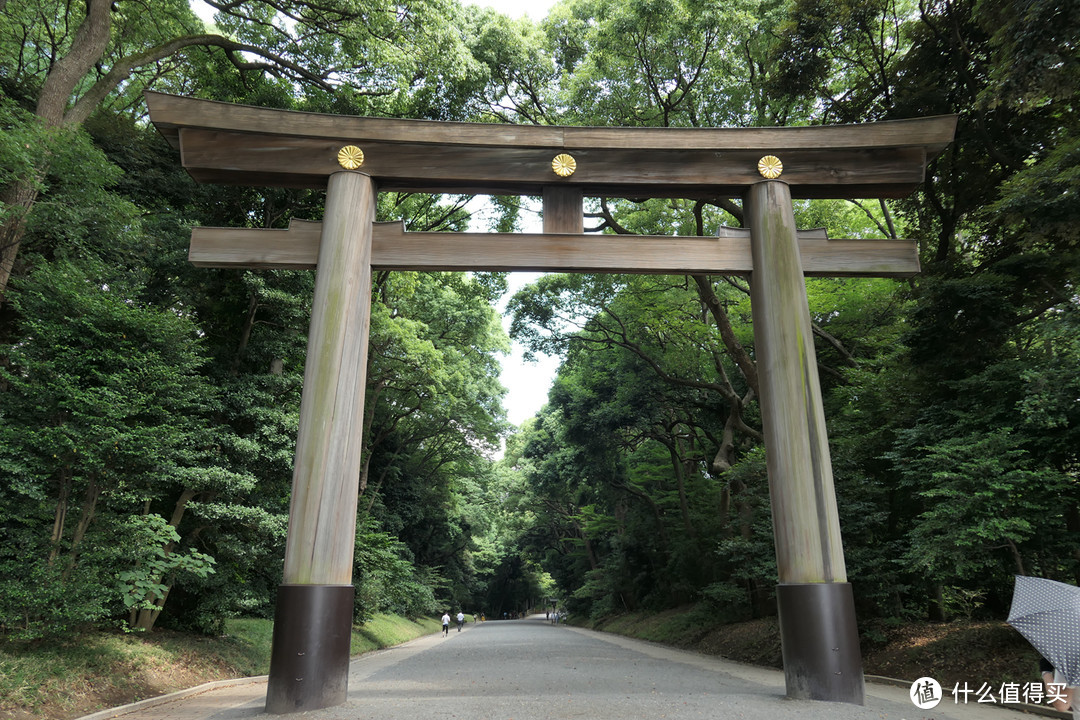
457,611,465,631
442,612,450,636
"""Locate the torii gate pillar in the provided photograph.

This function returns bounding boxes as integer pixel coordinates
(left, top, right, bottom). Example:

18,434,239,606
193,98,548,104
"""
265,171,375,714
746,180,863,703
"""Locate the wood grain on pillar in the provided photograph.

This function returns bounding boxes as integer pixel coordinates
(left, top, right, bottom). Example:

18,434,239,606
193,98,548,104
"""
282,171,374,586
745,180,847,585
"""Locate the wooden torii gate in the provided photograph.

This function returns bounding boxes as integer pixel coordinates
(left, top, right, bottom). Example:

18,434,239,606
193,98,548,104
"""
146,92,956,714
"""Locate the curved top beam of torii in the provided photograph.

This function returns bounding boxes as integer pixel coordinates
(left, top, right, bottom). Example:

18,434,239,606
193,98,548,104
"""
146,92,956,278
146,92,956,200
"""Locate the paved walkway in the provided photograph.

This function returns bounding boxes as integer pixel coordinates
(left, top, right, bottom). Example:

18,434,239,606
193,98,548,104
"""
76,617,1065,720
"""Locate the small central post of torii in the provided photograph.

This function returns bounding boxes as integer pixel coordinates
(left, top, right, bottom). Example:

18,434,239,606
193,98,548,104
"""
746,178,863,703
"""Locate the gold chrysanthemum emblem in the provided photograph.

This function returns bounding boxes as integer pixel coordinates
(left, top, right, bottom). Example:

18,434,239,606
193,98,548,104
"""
758,155,783,179
337,145,365,170
551,153,577,177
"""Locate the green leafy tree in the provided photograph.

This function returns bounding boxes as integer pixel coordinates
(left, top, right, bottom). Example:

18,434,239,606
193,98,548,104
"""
767,0,1080,621
360,270,509,613
0,258,249,636
0,0,479,297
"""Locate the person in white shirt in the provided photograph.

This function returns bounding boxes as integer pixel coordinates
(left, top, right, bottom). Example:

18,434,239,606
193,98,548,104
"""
441,612,450,636
456,611,465,631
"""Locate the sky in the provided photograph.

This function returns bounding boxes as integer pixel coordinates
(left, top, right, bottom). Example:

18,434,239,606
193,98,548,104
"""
468,0,564,428
497,273,561,427
467,0,557,20
469,197,560,429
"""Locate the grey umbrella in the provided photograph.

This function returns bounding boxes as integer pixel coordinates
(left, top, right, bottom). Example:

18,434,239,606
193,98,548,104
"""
1008,575,1080,686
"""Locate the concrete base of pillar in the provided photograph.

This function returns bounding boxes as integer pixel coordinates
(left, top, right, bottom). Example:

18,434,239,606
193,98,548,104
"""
265,584,354,714
776,582,864,705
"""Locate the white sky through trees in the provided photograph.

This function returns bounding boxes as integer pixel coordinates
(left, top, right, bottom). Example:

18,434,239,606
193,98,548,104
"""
466,0,562,428
467,0,556,20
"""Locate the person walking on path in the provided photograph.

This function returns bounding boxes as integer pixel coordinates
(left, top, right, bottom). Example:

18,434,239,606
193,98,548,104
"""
442,612,451,636
456,611,465,632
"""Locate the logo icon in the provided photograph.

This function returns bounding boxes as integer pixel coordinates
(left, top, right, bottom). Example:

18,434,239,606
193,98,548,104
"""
910,676,943,709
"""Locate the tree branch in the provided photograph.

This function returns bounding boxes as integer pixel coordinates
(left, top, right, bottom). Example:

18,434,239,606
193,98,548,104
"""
691,274,759,394
66,33,338,125
811,323,857,366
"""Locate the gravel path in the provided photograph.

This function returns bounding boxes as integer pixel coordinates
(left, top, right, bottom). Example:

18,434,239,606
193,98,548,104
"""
81,615,1060,720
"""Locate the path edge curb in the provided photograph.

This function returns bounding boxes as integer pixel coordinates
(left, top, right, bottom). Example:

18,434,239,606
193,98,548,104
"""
72,628,443,720
73,675,269,720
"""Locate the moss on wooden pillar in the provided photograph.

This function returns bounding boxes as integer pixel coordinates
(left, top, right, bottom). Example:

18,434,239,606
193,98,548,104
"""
745,179,847,585
282,170,375,586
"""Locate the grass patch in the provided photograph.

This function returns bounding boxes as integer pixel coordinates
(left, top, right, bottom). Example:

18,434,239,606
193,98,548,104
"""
217,617,276,676
0,630,238,717
584,604,725,647
350,614,442,655
0,613,441,720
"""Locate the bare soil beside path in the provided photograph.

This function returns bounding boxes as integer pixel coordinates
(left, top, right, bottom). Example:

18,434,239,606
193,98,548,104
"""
588,609,1043,693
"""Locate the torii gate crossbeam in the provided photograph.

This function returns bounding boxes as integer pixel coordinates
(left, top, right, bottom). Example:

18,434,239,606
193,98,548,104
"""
146,92,955,715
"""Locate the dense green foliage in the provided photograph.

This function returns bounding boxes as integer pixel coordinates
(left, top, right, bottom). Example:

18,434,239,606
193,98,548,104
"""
0,0,1076,650
501,0,1080,625
0,0,520,638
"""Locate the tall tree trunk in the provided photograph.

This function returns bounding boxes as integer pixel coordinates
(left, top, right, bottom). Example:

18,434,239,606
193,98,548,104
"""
0,181,42,300
572,519,599,571
663,437,696,537
358,379,390,496
133,488,196,631
719,483,731,533
359,451,373,497
133,587,171,632
928,584,946,622
35,1,114,126
364,447,401,513
1067,505,1080,586
230,291,259,375
48,467,73,565
1004,538,1027,577
0,0,113,299
61,478,101,581
611,477,670,549
692,274,759,395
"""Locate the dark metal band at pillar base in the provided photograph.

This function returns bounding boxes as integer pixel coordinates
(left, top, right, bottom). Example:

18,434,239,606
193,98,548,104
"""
776,582,865,705
265,584,354,714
